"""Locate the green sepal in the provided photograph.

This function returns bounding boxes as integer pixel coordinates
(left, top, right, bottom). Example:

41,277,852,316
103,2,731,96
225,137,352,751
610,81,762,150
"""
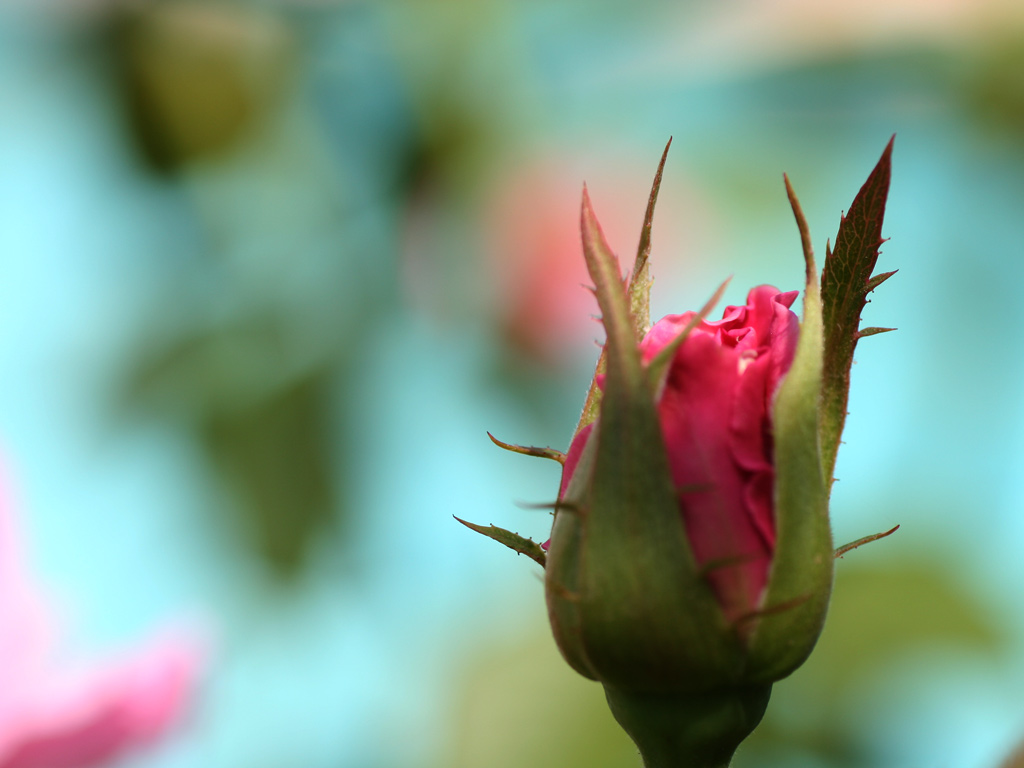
629,137,672,341
545,188,742,693
834,524,899,559
574,139,672,436
454,516,547,568
746,176,833,682
486,432,566,464
820,137,894,481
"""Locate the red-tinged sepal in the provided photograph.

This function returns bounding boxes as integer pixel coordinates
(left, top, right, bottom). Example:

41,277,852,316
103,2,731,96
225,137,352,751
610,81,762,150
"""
857,326,897,339
820,138,896,480
486,432,566,464
866,270,898,292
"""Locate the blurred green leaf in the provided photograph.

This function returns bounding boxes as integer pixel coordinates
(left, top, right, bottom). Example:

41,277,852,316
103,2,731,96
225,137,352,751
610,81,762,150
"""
203,368,336,578
738,554,1008,767
964,33,1024,141
442,626,641,768
127,316,291,411
803,558,1005,688
111,1,295,172
1000,738,1024,768
125,315,343,579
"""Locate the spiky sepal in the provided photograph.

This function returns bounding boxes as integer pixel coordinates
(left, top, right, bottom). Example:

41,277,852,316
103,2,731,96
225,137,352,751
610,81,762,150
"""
454,517,547,568
820,137,895,480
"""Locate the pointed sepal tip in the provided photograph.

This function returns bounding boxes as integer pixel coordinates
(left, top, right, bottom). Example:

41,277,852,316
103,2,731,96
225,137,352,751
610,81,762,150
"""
454,516,547,568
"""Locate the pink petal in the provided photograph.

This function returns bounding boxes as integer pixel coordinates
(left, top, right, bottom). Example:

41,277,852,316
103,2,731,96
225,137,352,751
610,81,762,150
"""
551,284,799,620
0,457,204,768
558,423,594,499
0,635,201,768
655,330,771,619
637,285,800,619
543,422,596,551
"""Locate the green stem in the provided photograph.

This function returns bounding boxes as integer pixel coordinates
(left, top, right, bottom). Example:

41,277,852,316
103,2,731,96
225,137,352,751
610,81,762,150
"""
604,684,771,768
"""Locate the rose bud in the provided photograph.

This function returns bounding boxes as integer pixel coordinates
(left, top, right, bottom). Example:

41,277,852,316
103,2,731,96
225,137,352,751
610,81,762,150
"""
558,284,800,625
462,139,897,768
539,172,829,763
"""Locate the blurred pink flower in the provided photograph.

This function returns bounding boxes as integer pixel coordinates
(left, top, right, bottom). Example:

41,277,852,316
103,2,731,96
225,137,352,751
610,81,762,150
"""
482,161,647,365
483,166,598,364
475,153,698,366
0,470,201,768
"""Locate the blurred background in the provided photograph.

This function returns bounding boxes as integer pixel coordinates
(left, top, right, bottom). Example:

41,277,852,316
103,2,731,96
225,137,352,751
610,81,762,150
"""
1,0,1024,766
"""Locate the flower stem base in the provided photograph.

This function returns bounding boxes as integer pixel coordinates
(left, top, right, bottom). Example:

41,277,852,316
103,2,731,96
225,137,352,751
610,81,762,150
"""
604,684,772,768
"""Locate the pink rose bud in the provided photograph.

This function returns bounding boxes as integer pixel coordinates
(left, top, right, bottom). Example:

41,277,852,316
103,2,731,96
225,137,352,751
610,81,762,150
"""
464,138,896,768
558,286,801,624
548,141,893,766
